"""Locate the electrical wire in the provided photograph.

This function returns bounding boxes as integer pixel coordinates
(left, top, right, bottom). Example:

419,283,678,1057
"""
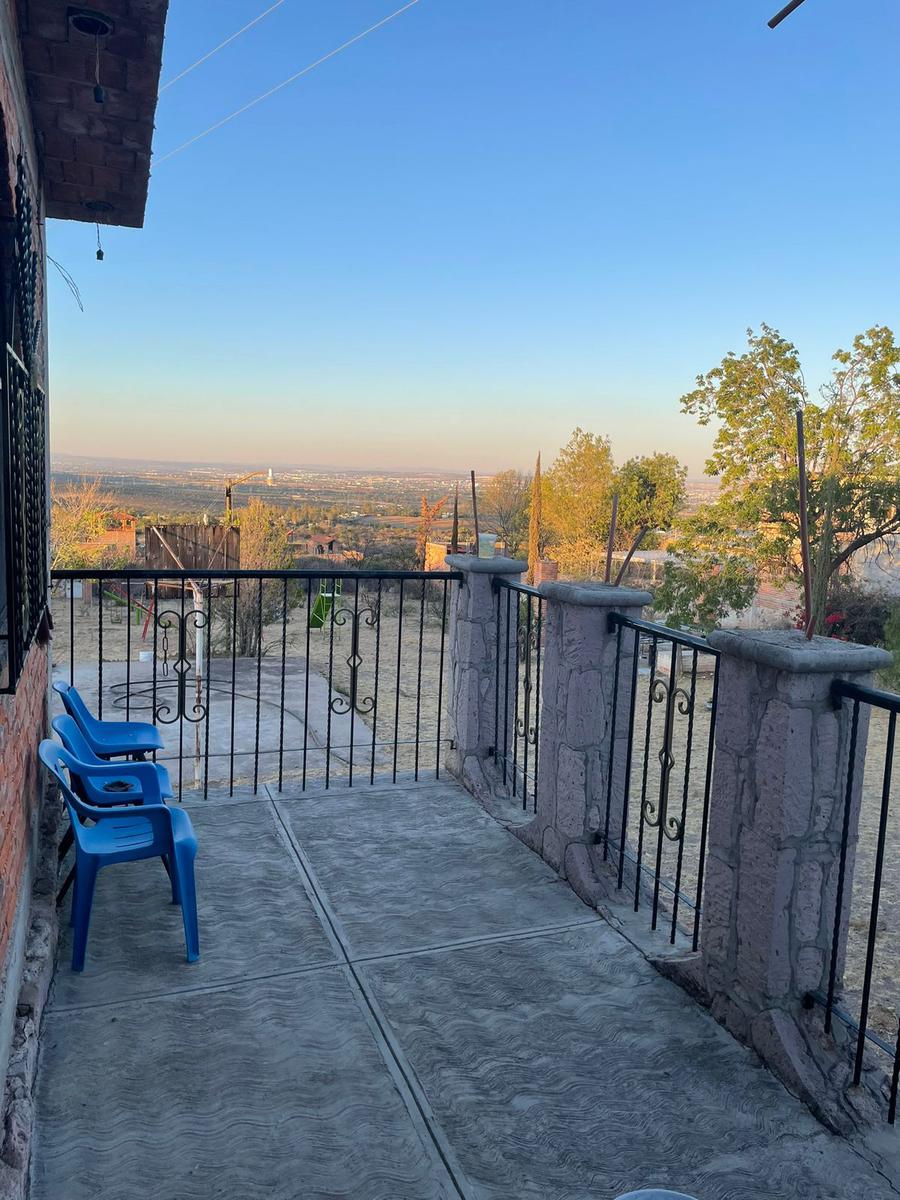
153,0,421,166
47,256,84,311
159,0,289,93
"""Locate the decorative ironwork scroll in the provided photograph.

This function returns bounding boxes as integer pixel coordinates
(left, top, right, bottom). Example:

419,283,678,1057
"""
154,607,209,724
641,675,694,841
329,605,378,716
515,606,541,745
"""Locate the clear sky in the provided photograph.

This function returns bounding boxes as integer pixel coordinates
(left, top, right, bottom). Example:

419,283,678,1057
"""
46,0,900,476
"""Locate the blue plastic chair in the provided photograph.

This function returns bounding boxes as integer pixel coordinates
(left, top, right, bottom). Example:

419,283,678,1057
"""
40,741,199,972
53,680,164,758
51,714,173,806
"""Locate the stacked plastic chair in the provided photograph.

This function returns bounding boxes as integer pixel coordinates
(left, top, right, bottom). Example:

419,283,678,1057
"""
44,683,198,972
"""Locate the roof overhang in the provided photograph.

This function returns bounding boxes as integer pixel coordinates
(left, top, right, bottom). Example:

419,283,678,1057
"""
18,1,169,228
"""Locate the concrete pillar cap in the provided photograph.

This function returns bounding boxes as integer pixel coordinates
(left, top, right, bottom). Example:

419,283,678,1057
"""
445,554,526,575
707,628,892,674
538,580,652,609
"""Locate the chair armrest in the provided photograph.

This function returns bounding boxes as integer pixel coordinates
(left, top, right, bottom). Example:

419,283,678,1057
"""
69,760,166,806
69,793,174,838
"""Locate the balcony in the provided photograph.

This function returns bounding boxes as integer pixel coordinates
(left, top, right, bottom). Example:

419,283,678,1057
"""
28,562,900,1196
33,778,887,1199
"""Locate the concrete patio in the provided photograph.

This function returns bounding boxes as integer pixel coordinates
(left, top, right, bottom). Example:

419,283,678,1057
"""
32,780,897,1200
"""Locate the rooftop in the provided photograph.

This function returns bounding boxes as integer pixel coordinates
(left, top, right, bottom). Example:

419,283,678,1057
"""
34,778,890,1199
17,0,168,227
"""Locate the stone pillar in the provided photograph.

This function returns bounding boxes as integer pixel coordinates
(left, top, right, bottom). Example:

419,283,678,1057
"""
682,629,891,1125
517,582,651,904
444,554,526,802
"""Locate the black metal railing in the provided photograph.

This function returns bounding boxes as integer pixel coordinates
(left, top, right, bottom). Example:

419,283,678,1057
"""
1,344,48,691
493,578,545,813
806,677,900,1122
50,568,461,800
600,614,720,947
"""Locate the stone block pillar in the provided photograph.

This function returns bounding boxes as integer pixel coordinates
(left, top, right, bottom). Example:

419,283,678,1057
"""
682,629,891,1124
444,554,526,802
516,582,651,904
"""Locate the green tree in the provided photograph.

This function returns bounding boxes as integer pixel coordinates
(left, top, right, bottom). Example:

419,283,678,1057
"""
481,469,530,556
543,429,615,575
614,453,686,548
527,452,542,584
659,325,900,632
50,479,132,569
883,605,900,691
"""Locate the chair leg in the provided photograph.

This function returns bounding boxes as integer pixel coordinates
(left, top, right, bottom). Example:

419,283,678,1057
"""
161,855,181,905
71,857,99,972
173,847,199,963
69,863,77,927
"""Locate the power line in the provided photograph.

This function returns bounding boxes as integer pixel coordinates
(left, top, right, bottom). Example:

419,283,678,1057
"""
160,0,289,93
768,0,808,28
153,0,422,167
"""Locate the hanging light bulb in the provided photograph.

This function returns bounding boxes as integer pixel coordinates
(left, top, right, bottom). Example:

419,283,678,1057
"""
95,223,104,261
67,10,114,101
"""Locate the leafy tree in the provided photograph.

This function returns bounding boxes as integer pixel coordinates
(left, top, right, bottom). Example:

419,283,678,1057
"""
614,454,686,548
654,545,757,634
659,325,900,632
883,605,900,691
220,498,295,657
50,479,131,569
481,469,530,557
543,429,615,575
448,482,458,552
822,578,894,647
415,493,448,567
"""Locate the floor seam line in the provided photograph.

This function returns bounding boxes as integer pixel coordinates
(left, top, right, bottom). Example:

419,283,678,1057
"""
48,959,342,1014
346,917,603,965
268,800,474,1200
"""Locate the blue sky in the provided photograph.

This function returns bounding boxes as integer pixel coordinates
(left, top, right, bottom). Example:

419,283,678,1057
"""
46,0,900,475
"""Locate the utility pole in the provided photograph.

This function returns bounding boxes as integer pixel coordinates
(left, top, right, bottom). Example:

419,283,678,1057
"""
224,468,273,525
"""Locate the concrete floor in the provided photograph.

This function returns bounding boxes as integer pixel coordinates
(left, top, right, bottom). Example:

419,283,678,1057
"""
32,781,899,1200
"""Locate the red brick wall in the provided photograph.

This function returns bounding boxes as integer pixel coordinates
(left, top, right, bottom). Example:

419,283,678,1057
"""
0,644,48,964
0,5,50,973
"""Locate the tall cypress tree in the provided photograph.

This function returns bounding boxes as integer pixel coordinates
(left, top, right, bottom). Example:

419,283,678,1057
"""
527,452,541,584
450,483,459,553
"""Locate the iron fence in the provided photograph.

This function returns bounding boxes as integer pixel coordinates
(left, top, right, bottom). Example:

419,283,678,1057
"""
493,578,545,813
1,344,48,691
50,568,461,800
601,614,720,947
806,677,900,1122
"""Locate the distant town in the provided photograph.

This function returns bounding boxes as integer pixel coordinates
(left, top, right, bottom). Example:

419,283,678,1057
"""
51,452,719,527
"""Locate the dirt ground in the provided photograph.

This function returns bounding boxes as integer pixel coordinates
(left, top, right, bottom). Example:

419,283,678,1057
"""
50,579,452,791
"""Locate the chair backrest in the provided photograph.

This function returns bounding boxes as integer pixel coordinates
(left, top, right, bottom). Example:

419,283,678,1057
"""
51,714,102,765
52,681,99,735
39,740,172,854
38,740,86,819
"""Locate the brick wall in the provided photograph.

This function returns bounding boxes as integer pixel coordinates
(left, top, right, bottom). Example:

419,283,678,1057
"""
0,0,52,1076
0,644,48,968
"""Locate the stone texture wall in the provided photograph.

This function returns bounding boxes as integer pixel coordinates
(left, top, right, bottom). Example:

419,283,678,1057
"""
444,555,525,803
666,629,893,1134
516,583,651,904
